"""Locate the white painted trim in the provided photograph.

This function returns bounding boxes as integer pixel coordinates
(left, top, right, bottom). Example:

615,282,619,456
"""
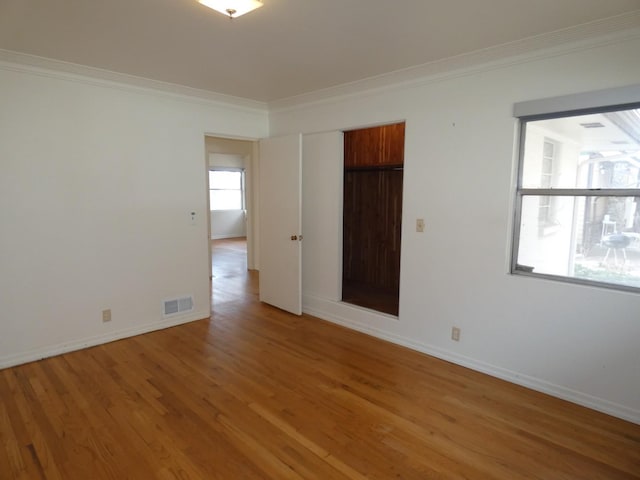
514,84,640,117
211,234,246,240
302,294,640,425
2,14,639,113
0,49,268,114
270,13,640,112
0,310,209,370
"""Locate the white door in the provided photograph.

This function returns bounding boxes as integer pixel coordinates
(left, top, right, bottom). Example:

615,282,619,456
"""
302,131,343,301
258,134,302,315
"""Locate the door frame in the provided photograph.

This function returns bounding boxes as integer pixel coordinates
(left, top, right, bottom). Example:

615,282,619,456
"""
204,134,259,312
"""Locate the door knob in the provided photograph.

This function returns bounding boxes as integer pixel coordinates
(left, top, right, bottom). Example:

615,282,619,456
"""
291,235,298,241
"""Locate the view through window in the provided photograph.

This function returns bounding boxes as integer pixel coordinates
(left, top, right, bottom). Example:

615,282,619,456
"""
209,170,244,210
513,105,640,290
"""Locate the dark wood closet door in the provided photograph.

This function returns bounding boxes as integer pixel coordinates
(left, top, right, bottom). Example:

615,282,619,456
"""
342,123,405,315
344,123,405,168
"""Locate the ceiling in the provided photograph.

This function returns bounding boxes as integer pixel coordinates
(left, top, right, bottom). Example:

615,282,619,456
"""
1,0,639,103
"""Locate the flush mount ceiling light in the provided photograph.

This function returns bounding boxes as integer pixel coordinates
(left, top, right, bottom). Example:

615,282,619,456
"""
198,0,263,18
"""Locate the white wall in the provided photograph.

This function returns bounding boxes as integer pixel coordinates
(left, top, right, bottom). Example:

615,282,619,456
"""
275,32,640,422
0,61,268,367
210,211,247,239
302,132,343,302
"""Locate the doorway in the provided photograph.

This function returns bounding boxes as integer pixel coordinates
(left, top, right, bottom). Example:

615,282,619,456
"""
205,135,257,310
341,123,405,315
211,237,255,308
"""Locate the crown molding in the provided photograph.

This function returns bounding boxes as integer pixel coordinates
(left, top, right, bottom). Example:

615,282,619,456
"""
2,10,639,116
269,10,640,113
0,49,268,114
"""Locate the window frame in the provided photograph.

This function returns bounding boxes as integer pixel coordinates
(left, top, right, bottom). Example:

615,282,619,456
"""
208,168,245,211
511,101,640,293
537,139,557,232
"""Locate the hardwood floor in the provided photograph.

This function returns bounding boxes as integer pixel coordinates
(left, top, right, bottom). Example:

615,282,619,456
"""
1,238,639,479
211,237,256,308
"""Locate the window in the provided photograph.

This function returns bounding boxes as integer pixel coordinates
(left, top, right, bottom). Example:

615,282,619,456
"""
209,169,244,210
512,104,640,291
538,140,557,232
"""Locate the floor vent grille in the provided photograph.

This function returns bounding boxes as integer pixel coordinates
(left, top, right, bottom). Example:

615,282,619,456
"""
163,295,194,317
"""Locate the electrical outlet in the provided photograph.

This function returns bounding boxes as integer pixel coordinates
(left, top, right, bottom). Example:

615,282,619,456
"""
102,309,112,323
451,326,460,341
416,218,425,233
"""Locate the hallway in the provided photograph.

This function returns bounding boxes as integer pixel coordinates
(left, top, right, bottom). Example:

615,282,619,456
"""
211,237,257,310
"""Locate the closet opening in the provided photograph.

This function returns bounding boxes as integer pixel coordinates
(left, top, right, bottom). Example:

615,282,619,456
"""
342,122,405,316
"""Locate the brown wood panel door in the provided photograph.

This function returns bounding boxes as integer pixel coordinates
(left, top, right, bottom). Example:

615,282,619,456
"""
344,123,405,168
343,169,403,289
342,122,405,315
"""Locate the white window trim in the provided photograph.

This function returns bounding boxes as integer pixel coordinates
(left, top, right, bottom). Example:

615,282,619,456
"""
511,99,640,293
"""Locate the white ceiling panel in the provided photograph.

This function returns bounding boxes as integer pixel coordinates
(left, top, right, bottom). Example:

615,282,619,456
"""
0,0,639,102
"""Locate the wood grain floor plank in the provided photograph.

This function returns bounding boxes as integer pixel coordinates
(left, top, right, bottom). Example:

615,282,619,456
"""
0,238,638,479
0,401,26,478
3,370,65,480
0,372,47,480
46,355,153,479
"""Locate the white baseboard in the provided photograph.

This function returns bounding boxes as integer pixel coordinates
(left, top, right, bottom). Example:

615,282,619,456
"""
302,294,640,425
211,234,246,240
0,310,210,370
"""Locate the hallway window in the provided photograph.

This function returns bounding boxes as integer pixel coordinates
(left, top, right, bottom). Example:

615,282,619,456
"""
209,169,244,210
